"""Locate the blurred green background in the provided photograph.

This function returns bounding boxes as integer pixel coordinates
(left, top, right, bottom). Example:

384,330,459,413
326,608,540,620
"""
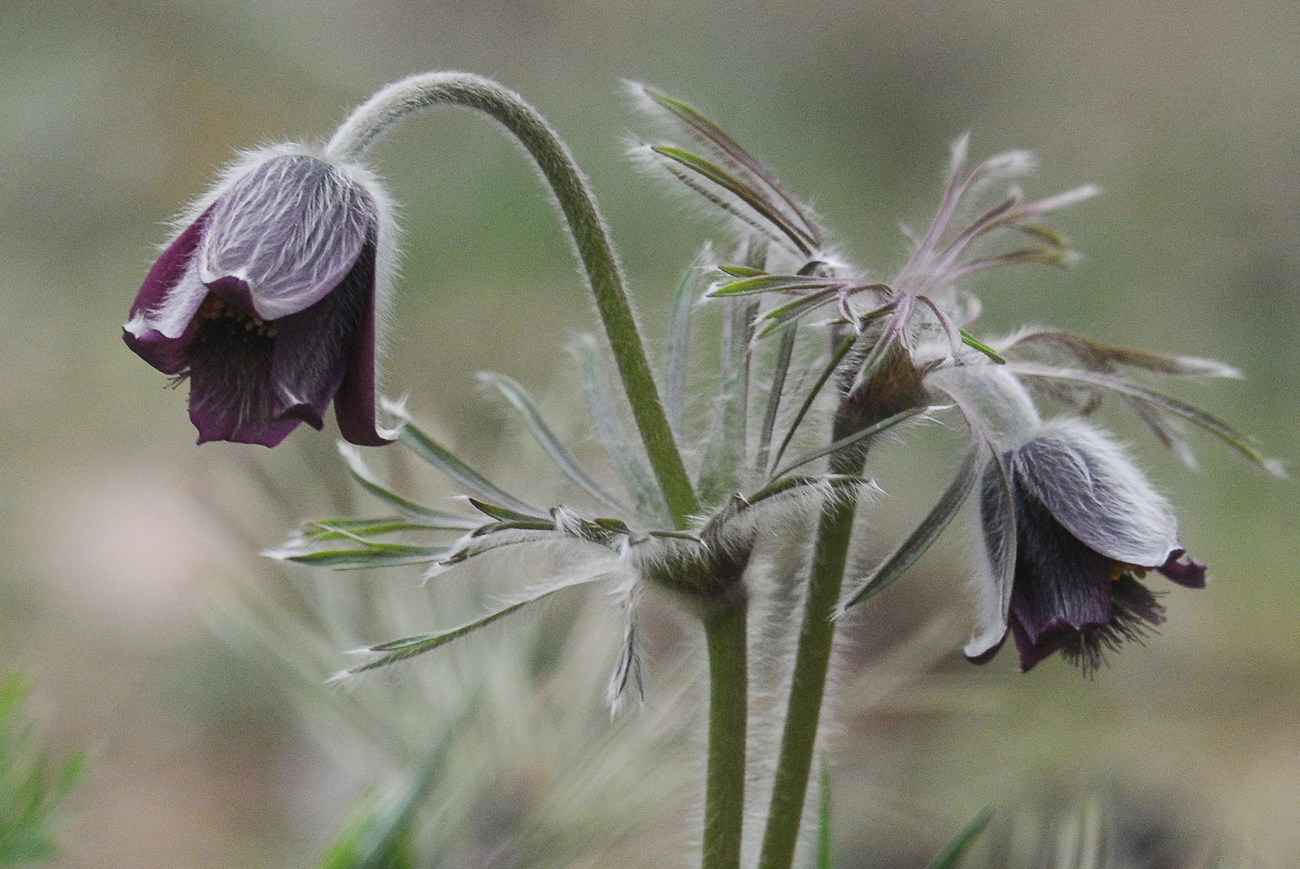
2,0,1296,866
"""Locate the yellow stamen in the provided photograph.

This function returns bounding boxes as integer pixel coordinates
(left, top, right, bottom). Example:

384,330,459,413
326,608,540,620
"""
1109,561,1149,581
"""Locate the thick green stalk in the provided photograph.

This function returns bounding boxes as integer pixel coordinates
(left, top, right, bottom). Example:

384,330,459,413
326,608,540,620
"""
758,412,865,869
327,72,698,527
702,599,749,869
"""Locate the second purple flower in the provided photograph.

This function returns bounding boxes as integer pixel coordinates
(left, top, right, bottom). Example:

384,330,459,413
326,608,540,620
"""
124,145,394,447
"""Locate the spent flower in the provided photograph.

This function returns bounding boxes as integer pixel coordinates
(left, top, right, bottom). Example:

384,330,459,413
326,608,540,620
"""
124,144,395,447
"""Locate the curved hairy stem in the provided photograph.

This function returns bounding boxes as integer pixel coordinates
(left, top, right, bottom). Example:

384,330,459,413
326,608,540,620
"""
327,72,698,527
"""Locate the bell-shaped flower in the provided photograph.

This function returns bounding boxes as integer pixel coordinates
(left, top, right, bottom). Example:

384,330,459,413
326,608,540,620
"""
966,418,1206,673
123,145,395,447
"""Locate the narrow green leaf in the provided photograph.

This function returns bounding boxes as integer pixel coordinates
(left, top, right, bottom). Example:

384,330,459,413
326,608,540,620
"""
644,529,702,543
479,372,626,512
651,145,814,254
594,517,633,535
465,498,537,523
281,544,446,569
395,419,544,515
843,447,980,608
574,336,669,520
1014,221,1067,248
666,246,712,437
951,246,1074,279
717,264,765,278
958,330,1006,363
471,518,558,536
772,406,929,481
755,324,798,474
1011,364,1285,475
924,806,994,869
642,87,823,248
1005,329,1241,378
708,274,837,297
304,518,457,540
341,580,596,675
755,288,841,338
769,332,858,472
697,298,754,504
339,444,473,524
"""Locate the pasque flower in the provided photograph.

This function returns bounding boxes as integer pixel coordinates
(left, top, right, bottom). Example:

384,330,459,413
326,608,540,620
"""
966,419,1206,673
123,145,394,447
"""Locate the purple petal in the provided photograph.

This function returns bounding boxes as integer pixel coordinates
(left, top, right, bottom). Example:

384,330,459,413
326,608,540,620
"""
1009,615,1076,672
203,273,259,312
178,296,292,446
1157,549,1207,589
1014,421,1179,568
122,211,213,374
198,155,375,320
129,210,208,320
965,453,1017,662
264,238,376,435
964,629,1007,665
331,251,391,446
192,401,301,447
1006,484,1113,664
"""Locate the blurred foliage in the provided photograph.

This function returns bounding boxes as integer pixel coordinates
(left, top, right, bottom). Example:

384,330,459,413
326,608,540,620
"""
0,676,83,866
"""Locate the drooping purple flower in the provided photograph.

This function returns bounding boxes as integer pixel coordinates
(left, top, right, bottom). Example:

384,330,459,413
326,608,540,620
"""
124,145,394,447
965,419,1206,673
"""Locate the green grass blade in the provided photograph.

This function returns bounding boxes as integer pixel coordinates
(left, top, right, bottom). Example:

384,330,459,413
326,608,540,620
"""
816,759,833,869
924,806,994,869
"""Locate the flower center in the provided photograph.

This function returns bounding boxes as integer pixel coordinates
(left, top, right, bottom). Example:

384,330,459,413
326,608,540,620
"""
177,293,280,433
196,295,277,338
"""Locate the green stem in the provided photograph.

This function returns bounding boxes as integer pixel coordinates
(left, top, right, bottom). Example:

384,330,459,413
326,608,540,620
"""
702,599,749,869
757,412,865,869
326,72,698,527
